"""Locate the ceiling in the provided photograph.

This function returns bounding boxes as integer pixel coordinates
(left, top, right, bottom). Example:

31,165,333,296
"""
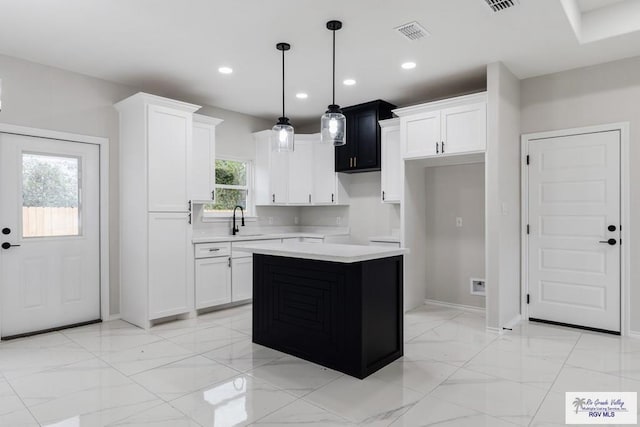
1,0,640,126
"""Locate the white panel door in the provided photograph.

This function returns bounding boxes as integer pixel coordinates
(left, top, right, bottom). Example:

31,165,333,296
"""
381,125,401,203
441,103,486,155
403,111,440,159
312,141,336,204
147,105,191,212
269,150,289,204
232,256,253,301
191,121,215,202
195,256,231,309
0,133,100,338
528,131,620,332
288,141,313,204
148,212,192,319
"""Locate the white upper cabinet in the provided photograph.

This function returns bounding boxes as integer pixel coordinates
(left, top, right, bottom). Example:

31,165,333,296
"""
380,118,401,204
255,130,289,205
147,104,193,212
313,140,340,204
404,111,440,159
441,102,486,155
288,139,313,204
395,92,487,160
192,114,223,203
254,131,349,206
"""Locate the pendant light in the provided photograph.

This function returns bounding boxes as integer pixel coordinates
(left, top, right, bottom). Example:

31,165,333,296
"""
321,20,346,146
272,42,294,152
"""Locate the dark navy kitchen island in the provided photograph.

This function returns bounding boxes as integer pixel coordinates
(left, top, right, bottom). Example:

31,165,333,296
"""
238,242,405,379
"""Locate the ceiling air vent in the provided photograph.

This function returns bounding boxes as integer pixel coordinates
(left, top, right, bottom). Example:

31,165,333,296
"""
394,21,430,41
484,0,519,13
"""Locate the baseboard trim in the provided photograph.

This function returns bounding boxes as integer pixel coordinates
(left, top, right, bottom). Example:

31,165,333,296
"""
423,299,486,314
501,314,522,331
627,330,640,339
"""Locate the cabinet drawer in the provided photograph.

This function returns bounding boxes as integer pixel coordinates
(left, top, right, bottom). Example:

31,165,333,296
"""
195,242,231,259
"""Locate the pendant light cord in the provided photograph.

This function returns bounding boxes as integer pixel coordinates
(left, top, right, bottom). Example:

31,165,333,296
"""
282,48,285,118
332,28,336,105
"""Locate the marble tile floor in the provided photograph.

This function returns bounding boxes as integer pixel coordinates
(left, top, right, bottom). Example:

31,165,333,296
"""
0,303,638,426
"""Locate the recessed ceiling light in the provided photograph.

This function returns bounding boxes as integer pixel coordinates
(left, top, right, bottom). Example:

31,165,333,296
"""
343,79,356,86
296,92,308,99
401,62,417,70
218,66,233,74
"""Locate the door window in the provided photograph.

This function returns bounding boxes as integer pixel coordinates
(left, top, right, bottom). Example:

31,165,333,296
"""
22,152,81,237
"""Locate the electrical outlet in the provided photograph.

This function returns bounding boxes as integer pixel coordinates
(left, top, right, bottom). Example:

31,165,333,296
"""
456,217,463,228
294,216,299,225
336,216,342,225
268,217,274,225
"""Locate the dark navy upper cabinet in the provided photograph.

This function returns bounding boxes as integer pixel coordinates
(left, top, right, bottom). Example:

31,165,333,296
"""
335,100,396,173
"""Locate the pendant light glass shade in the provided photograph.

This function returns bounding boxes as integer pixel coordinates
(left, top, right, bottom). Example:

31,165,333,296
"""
272,42,294,152
321,106,346,146
272,117,294,152
321,20,346,147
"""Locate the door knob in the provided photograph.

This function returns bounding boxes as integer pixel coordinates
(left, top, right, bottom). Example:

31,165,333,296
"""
1,242,21,250
1,228,10,235
599,238,617,246
608,225,617,232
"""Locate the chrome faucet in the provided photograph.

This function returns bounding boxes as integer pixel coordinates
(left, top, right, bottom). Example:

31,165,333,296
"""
232,205,245,235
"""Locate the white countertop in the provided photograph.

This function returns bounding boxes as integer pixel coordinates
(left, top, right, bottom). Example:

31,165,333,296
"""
233,242,407,263
192,232,334,244
368,235,401,243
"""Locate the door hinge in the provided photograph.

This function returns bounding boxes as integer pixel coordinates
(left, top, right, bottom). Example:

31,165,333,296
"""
526,224,530,235
526,155,530,165
526,294,530,304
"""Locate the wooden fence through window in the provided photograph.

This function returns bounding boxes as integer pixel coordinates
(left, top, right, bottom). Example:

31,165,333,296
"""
22,207,79,237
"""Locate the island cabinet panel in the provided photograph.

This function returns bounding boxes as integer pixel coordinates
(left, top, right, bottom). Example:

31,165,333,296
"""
252,254,403,379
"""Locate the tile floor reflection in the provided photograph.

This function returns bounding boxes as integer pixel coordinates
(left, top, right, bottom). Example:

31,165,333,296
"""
0,303,637,426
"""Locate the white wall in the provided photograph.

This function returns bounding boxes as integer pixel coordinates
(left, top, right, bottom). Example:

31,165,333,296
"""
424,164,486,308
299,172,400,243
486,62,522,330
0,53,294,316
520,55,640,333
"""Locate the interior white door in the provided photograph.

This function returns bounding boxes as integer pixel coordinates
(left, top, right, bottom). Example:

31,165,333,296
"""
0,133,100,338
528,130,621,332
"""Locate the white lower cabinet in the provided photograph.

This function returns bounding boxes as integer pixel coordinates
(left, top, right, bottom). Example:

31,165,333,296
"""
231,256,253,301
195,257,231,308
194,239,282,309
148,212,193,320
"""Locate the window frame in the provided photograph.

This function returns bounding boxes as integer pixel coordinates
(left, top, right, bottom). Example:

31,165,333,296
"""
202,155,255,220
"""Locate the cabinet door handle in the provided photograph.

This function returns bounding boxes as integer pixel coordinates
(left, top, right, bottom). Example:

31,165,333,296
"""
308,194,311,203
188,200,192,212
442,141,445,153
349,157,353,168
188,212,192,224
354,157,357,167
382,191,385,201
331,193,334,203
211,190,215,201
228,257,231,267
436,142,439,154
272,194,275,203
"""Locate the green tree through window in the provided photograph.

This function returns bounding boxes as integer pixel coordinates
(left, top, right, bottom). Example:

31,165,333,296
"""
205,159,250,214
